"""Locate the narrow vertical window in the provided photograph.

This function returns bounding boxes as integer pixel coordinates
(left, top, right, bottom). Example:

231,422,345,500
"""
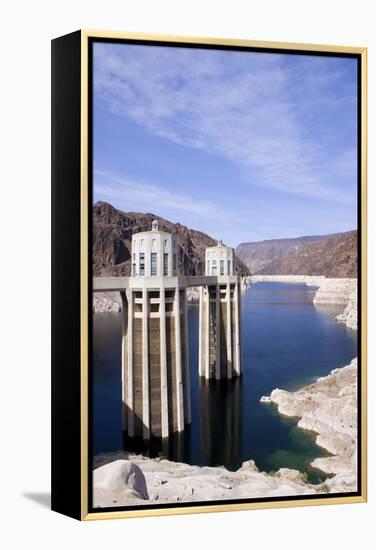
139,253,145,276
163,253,169,276
220,260,224,276
173,253,177,273
228,260,231,275
151,252,157,276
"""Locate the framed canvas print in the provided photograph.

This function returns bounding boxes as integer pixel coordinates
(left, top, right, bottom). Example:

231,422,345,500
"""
51,30,367,521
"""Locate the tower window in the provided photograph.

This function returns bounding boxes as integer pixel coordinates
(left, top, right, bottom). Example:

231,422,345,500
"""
163,253,169,276
228,260,231,275
220,260,224,276
173,253,177,273
151,253,157,276
212,260,217,276
139,253,145,276
132,263,136,276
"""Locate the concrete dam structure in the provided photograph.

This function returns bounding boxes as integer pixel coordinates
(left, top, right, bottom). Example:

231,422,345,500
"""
93,221,242,441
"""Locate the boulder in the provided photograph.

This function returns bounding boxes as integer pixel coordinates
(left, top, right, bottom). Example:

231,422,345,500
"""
93,459,149,500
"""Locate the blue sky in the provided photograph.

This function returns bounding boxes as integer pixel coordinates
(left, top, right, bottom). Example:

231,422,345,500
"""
93,42,358,247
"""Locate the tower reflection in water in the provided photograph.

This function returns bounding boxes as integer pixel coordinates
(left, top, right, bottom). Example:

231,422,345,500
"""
199,376,241,469
123,375,242,470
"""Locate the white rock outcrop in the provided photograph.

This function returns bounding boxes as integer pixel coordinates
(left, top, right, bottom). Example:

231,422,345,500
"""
312,278,356,306
249,275,325,286
267,358,358,493
336,289,358,330
260,395,271,403
93,292,122,313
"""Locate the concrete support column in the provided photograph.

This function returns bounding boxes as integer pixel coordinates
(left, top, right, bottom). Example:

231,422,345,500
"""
160,286,169,437
226,282,232,379
198,286,204,377
215,284,221,380
205,287,210,380
142,288,150,439
174,286,184,431
234,281,241,375
126,288,134,436
183,289,191,424
120,291,128,431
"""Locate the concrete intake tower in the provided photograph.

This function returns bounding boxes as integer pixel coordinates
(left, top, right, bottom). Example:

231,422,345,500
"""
198,242,242,379
93,224,244,442
121,220,191,440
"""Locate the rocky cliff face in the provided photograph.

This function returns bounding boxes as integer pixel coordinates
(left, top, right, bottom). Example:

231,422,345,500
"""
253,231,357,277
93,202,249,277
236,234,331,274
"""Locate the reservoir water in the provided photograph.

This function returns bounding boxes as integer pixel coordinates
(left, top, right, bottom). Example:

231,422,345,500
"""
92,282,357,483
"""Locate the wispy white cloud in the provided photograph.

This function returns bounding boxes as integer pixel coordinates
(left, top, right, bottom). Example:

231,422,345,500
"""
94,169,226,220
94,44,357,205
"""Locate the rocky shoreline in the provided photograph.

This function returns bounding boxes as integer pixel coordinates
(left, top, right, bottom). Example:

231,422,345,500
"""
312,278,357,330
312,277,356,306
261,358,358,493
249,274,326,286
93,454,320,508
93,292,122,313
93,357,358,508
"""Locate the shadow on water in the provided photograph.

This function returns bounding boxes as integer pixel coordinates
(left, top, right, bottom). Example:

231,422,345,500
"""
199,377,241,468
92,282,357,483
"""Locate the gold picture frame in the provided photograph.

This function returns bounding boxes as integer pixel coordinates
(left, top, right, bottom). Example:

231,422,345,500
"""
51,29,367,521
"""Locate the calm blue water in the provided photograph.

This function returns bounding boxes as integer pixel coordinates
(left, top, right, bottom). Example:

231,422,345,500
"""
92,282,357,483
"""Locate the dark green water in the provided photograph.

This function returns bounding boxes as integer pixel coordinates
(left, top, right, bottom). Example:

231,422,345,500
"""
92,282,357,483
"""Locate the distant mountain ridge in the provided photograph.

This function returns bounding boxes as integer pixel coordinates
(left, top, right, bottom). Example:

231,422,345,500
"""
236,234,334,274
93,202,356,279
93,201,250,277
236,231,357,278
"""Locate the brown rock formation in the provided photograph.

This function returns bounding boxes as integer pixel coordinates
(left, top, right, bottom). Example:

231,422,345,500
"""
93,202,249,277
255,231,357,278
